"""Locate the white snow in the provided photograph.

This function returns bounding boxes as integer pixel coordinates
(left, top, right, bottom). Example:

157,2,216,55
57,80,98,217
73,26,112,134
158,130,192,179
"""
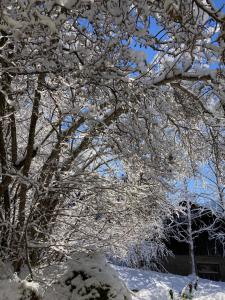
113,265,225,300
44,252,131,300
56,0,93,9
1,259,225,299
0,277,40,300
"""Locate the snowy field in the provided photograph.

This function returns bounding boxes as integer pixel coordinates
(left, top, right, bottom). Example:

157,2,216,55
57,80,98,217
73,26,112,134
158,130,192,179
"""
114,265,225,300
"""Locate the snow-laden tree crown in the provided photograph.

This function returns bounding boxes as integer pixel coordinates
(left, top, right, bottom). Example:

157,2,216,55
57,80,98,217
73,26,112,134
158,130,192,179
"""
0,0,224,271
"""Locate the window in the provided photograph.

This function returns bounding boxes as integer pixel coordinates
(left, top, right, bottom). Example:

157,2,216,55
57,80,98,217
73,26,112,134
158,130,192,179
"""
197,263,220,281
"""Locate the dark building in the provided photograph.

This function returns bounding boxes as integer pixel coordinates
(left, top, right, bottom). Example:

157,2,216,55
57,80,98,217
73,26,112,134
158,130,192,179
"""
163,202,225,281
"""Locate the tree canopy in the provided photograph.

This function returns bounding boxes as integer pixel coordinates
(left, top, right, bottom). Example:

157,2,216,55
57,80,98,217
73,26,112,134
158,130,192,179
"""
0,0,224,271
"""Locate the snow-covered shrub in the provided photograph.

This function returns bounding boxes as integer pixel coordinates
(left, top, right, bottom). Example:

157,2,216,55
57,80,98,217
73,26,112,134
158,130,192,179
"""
168,278,199,300
0,278,41,300
19,280,41,300
125,240,172,271
0,260,41,300
44,252,131,300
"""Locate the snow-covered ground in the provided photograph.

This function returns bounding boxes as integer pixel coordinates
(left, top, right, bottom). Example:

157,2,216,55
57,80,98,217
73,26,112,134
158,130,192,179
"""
113,265,225,300
1,257,225,299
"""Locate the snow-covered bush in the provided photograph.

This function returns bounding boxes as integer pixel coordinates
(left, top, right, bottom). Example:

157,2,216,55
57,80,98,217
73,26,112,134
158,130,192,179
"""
44,252,131,300
125,240,172,271
0,278,41,300
168,278,198,300
0,260,41,300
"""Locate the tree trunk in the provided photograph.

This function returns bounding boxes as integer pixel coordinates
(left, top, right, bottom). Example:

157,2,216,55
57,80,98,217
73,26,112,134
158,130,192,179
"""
187,200,196,277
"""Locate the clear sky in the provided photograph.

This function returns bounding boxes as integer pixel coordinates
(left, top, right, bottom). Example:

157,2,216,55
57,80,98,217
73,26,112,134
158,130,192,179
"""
213,0,225,11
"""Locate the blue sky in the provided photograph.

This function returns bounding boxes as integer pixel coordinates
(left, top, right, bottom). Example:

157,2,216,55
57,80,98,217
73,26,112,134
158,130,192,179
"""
213,0,225,11
132,0,225,65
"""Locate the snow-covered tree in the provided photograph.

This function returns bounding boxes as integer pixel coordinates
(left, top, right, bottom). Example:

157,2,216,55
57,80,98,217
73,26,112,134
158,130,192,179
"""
0,0,225,272
166,187,224,277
